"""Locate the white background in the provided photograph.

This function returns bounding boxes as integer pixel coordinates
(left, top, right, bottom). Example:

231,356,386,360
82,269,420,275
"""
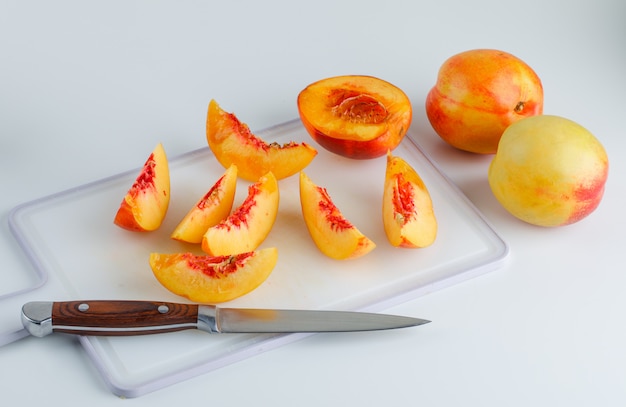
1,0,625,405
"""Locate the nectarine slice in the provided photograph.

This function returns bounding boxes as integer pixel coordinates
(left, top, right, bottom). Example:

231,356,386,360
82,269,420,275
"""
206,100,317,181
297,75,412,159
171,164,238,243
149,248,278,303
202,172,279,256
299,171,375,260
114,143,170,232
383,153,437,248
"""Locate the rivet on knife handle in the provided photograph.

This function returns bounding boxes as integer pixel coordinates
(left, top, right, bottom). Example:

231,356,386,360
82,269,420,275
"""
21,301,204,337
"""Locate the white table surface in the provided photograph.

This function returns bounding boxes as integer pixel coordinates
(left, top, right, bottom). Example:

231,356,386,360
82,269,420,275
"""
1,0,625,405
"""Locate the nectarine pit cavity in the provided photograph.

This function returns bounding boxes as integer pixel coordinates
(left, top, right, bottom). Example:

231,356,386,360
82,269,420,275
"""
317,186,353,231
329,90,388,124
393,174,416,224
197,175,225,210
216,183,260,230
185,252,254,279
130,153,157,197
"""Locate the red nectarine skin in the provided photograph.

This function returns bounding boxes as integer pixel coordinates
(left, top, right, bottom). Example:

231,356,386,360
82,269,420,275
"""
113,200,142,231
566,168,608,225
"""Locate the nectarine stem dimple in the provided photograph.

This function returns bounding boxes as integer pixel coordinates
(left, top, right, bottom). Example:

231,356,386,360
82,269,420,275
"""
331,93,388,124
514,101,526,113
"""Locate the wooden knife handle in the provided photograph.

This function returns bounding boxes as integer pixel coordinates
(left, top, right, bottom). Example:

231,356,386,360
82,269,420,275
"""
51,300,199,336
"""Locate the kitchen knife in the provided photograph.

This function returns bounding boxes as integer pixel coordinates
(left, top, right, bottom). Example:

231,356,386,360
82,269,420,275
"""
21,300,430,337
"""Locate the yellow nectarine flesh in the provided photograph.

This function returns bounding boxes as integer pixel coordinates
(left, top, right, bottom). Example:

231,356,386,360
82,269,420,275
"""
149,248,278,303
297,75,412,159
299,171,375,260
206,100,317,182
171,164,238,243
202,172,279,256
114,143,170,232
383,153,437,248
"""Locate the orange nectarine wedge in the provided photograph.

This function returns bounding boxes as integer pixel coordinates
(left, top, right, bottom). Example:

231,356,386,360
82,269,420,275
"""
383,152,437,248
114,143,170,232
206,99,317,181
202,172,279,256
171,164,238,243
299,172,375,260
149,248,278,303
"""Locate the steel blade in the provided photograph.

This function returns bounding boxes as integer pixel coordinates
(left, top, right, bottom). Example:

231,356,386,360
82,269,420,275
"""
202,306,430,333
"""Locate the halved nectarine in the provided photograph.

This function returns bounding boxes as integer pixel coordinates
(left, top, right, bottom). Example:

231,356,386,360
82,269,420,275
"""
383,152,437,248
149,248,278,303
206,100,317,181
171,164,238,243
297,75,412,159
114,143,170,232
299,171,375,260
202,171,279,256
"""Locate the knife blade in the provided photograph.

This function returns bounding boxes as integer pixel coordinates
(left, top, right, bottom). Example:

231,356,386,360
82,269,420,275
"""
21,300,430,337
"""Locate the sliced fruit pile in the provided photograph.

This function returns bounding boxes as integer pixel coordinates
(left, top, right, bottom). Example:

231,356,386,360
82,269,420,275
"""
114,88,437,303
110,48,610,305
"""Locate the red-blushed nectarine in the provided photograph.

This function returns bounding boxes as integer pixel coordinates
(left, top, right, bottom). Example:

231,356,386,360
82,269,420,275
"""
488,115,609,227
299,171,375,260
202,172,279,256
297,75,412,159
426,49,543,154
149,248,278,303
383,152,437,248
206,100,317,182
171,164,238,244
114,143,170,232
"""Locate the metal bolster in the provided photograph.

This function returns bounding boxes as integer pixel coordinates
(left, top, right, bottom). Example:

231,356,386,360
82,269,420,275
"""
196,305,220,333
21,301,54,337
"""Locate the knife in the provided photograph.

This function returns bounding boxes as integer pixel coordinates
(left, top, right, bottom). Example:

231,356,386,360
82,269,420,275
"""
21,300,430,337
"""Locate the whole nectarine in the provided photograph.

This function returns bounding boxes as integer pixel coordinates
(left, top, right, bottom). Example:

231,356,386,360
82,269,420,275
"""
488,115,609,227
426,49,543,154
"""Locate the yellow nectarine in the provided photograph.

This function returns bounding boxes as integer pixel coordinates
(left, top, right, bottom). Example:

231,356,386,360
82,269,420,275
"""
488,115,609,227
